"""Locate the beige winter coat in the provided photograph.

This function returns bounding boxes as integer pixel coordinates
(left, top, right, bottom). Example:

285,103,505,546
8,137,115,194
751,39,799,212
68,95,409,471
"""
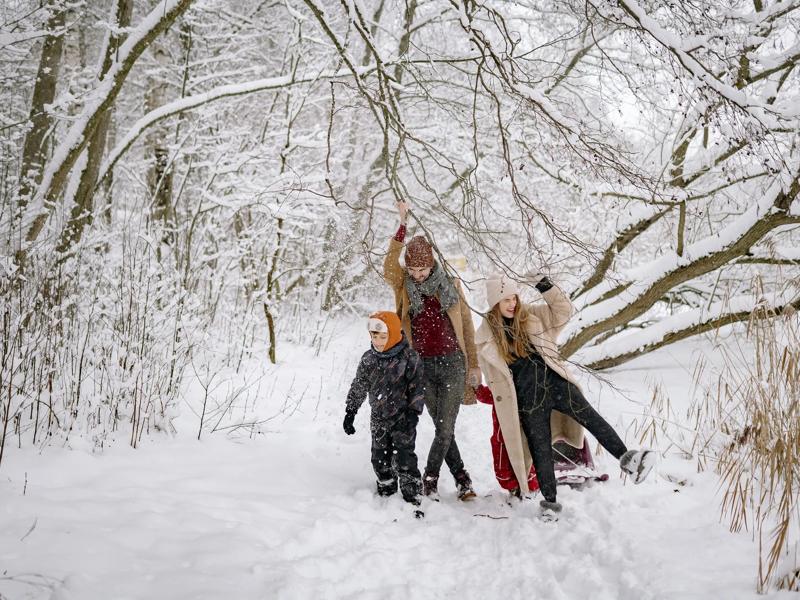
474,285,584,493
383,238,478,405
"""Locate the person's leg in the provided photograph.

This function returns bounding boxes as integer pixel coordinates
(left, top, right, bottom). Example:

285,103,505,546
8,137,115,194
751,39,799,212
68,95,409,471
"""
514,356,559,503
438,353,467,478
548,375,627,460
518,399,558,503
393,412,422,503
371,419,397,496
423,356,449,476
421,357,442,493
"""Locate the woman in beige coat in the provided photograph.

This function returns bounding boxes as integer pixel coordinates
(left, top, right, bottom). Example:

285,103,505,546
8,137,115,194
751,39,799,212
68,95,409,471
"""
475,272,654,518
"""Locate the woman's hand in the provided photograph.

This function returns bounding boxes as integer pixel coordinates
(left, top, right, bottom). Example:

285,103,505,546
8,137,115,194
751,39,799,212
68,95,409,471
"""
525,271,554,293
522,271,545,285
396,200,409,225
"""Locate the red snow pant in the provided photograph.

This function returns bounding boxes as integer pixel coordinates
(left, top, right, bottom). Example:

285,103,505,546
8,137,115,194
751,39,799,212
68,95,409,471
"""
476,385,539,492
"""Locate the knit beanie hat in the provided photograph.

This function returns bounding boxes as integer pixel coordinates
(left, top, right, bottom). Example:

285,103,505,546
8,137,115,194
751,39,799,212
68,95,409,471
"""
367,311,403,352
405,236,434,268
485,272,520,310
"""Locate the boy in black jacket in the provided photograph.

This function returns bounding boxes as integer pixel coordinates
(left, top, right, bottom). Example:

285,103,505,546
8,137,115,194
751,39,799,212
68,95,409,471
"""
343,311,425,507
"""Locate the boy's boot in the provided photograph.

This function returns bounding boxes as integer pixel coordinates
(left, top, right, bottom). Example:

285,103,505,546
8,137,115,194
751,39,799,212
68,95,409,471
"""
620,449,655,484
376,477,398,497
400,471,422,502
403,492,424,519
400,474,425,519
422,471,439,497
454,469,477,501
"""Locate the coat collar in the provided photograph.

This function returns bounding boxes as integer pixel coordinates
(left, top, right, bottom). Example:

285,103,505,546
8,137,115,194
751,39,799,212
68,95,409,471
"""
370,335,408,358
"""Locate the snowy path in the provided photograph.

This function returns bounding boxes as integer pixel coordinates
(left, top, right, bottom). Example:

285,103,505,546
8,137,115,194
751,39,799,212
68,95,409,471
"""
0,325,791,599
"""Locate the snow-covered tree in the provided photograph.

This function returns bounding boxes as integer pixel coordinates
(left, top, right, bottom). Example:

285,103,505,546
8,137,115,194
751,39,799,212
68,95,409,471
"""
1,0,798,457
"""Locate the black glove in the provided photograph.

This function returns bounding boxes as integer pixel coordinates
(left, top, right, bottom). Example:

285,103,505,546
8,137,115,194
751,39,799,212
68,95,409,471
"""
524,272,554,293
343,410,356,435
535,276,554,293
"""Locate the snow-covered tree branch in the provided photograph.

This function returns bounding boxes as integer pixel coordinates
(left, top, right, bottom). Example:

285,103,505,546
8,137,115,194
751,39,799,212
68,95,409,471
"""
18,0,193,258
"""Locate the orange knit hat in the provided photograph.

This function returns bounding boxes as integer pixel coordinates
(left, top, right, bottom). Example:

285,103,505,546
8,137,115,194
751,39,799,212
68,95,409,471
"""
367,311,403,352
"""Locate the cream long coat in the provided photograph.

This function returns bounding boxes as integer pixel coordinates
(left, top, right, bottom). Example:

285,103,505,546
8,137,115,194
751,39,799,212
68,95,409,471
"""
475,285,584,494
384,238,478,405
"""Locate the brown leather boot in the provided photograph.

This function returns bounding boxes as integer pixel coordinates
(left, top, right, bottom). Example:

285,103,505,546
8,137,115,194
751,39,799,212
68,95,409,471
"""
454,469,476,501
422,472,439,497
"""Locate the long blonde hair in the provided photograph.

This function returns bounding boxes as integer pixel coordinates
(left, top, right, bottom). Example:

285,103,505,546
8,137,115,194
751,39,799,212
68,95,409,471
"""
486,296,532,364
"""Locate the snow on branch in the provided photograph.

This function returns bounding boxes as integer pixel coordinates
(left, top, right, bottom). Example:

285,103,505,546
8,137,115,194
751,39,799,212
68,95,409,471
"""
616,0,798,125
96,67,360,187
562,171,800,355
18,0,193,256
736,246,800,265
574,289,800,370
0,29,62,49
730,0,800,27
572,204,672,300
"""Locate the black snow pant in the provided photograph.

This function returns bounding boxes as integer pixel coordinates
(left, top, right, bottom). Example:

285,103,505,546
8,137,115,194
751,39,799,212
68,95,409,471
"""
421,351,467,478
511,352,627,503
371,411,422,503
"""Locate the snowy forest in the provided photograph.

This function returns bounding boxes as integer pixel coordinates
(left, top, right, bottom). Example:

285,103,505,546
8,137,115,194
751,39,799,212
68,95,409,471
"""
1,0,799,598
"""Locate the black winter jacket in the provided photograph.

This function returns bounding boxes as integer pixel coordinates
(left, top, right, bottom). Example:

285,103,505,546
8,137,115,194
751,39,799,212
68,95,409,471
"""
345,337,425,420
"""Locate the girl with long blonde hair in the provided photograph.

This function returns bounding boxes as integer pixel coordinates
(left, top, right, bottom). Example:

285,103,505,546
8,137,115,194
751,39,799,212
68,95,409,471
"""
474,272,654,518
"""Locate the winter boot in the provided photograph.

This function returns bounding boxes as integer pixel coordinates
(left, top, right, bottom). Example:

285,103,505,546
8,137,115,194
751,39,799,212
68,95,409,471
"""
422,472,439,497
376,477,398,497
399,491,424,519
399,471,422,505
454,469,477,501
539,499,562,522
620,449,656,484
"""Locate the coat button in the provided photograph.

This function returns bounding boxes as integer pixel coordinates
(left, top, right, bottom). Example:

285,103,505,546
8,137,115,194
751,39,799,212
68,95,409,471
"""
496,395,502,402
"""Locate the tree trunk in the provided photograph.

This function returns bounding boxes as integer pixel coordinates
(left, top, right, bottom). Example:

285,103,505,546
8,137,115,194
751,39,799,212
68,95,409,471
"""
16,4,66,213
21,0,194,261
57,0,134,255
146,40,176,239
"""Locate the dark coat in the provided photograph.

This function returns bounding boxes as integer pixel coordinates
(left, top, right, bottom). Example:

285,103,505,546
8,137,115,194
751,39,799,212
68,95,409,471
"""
346,337,425,421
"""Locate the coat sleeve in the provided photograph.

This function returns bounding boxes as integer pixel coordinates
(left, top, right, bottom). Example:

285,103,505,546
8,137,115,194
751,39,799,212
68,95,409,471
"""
345,354,372,415
405,351,426,414
527,281,573,338
456,280,479,369
383,238,405,292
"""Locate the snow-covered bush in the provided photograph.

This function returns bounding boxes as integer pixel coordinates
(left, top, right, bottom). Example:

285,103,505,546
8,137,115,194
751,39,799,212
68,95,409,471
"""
1,231,188,456
711,306,800,592
633,284,800,593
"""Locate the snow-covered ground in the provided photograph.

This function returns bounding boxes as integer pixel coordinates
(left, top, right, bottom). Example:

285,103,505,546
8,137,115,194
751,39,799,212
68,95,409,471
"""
0,320,791,600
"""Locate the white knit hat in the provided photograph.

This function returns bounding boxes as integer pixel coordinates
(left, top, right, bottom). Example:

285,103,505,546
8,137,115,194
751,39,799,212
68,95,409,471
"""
485,272,520,310
367,317,388,333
